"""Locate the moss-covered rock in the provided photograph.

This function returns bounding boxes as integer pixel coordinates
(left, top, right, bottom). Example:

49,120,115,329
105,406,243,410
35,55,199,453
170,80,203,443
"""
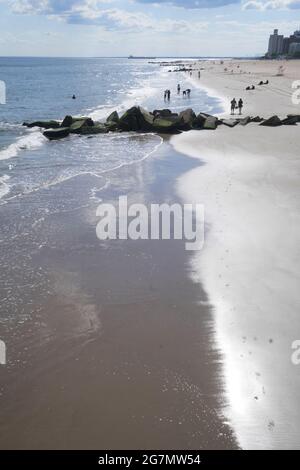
118,106,154,132
43,127,70,140
23,120,61,129
61,115,94,128
203,116,218,130
69,119,92,134
152,117,182,134
106,111,119,124
178,108,196,130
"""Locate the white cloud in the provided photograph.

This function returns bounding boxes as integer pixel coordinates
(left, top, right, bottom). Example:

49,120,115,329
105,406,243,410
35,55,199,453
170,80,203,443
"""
243,0,300,9
4,1,208,34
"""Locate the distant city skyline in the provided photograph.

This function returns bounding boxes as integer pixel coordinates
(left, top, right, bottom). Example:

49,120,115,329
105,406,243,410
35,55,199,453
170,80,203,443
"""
267,28,300,56
0,0,300,57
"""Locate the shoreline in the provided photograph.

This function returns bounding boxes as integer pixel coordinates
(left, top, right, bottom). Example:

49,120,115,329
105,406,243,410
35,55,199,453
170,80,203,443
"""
172,59,300,449
0,138,238,449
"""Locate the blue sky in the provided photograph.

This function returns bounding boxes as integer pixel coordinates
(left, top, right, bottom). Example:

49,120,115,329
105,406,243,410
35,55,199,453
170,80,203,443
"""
0,0,299,56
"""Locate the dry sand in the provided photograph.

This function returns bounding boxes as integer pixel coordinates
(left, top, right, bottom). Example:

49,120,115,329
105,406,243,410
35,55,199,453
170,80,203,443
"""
172,59,300,449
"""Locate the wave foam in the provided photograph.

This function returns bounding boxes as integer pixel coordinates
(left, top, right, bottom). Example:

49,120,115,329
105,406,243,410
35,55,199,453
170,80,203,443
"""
0,129,45,161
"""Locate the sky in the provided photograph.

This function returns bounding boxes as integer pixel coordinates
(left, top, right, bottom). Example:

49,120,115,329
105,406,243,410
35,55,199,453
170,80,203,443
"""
0,0,300,56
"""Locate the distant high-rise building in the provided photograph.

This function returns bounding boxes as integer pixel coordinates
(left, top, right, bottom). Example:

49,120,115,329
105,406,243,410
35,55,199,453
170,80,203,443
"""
283,37,290,55
289,42,300,56
268,28,300,57
268,29,284,56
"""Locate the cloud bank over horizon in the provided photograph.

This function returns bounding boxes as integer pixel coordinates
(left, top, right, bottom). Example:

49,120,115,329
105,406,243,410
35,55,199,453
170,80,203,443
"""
0,0,299,56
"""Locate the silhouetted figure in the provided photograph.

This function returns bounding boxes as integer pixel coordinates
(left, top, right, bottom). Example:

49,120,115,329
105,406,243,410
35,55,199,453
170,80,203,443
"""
177,84,181,94
183,90,186,97
198,71,201,79
231,98,237,115
264,80,269,85
251,85,255,90
238,98,243,115
167,90,171,101
72,95,76,100
186,89,191,98
164,90,168,100
258,81,264,86
246,86,250,91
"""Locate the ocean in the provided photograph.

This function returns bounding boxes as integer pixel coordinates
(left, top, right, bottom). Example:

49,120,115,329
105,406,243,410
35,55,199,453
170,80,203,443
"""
0,57,221,205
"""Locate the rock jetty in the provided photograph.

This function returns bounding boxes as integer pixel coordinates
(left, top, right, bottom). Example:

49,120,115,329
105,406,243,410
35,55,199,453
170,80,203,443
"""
21,108,300,141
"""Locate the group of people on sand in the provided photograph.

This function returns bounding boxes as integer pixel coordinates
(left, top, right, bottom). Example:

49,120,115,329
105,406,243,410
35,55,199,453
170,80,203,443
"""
164,84,192,101
246,80,269,91
230,98,243,115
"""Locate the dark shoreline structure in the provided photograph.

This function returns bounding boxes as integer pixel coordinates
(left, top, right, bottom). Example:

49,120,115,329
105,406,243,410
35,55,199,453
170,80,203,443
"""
22,107,300,141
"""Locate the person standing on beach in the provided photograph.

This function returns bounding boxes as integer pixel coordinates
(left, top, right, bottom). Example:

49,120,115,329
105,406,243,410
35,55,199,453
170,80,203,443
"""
177,84,181,94
238,98,243,115
231,98,237,115
198,71,201,79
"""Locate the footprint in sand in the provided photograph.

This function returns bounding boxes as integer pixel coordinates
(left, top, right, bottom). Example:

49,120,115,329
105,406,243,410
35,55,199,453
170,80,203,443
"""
268,420,275,431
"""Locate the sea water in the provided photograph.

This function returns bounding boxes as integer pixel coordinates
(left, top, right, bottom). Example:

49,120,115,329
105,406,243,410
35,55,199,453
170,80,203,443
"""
0,57,221,205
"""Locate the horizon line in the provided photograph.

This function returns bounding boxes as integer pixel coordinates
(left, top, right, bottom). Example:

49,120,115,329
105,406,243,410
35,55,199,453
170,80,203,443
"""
0,55,262,59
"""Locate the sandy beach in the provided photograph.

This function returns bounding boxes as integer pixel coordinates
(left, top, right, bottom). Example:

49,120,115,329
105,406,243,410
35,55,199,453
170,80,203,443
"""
0,56,299,452
172,59,300,449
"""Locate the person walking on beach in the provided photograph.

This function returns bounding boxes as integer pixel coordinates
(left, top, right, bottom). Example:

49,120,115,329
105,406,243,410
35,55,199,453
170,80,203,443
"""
231,98,237,115
167,90,171,101
198,71,201,79
238,98,243,115
186,89,191,98
177,84,181,94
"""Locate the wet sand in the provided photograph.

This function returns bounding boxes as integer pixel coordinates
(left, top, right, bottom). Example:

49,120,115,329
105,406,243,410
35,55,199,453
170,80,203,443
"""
174,59,300,449
0,140,237,449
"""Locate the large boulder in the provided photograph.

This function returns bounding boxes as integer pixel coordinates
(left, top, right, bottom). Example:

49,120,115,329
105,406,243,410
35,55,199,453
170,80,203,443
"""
69,118,94,134
260,116,282,127
23,120,60,129
239,116,251,126
61,115,73,127
192,113,207,129
106,111,119,124
118,106,154,132
43,128,70,140
153,109,172,118
152,116,182,134
203,115,218,130
81,124,109,134
61,115,94,128
281,116,298,125
178,108,196,130
251,116,264,123
222,119,239,128
286,114,300,123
